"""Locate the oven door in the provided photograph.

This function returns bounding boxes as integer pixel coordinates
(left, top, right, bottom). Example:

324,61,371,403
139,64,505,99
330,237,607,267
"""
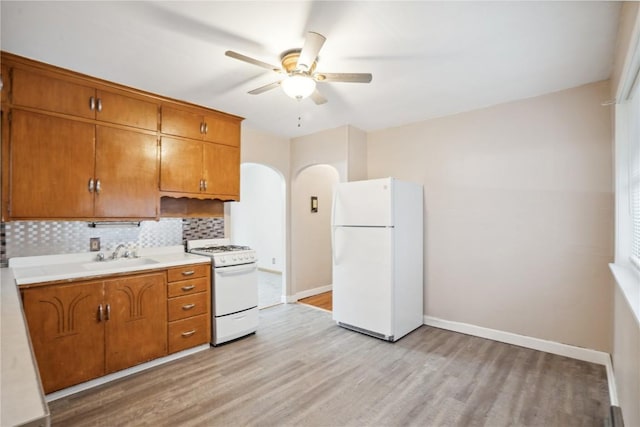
213,262,258,316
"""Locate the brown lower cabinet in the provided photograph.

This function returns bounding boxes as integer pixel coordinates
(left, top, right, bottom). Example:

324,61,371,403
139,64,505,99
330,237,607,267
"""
22,271,168,393
166,264,211,354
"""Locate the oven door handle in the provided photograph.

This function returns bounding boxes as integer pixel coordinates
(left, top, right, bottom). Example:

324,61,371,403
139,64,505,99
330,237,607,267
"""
215,263,257,276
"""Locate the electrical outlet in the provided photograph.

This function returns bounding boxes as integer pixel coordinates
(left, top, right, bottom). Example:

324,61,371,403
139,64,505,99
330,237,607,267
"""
90,237,100,252
272,257,276,265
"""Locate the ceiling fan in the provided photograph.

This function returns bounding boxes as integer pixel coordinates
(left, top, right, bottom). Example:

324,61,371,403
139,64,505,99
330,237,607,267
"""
225,31,372,105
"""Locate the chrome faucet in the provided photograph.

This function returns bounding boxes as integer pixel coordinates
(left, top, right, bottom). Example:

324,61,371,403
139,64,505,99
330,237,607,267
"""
111,244,128,260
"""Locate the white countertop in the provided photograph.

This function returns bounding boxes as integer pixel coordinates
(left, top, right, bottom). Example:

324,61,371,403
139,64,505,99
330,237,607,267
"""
1,246,211,426
10,245,210,286
1,267,49,427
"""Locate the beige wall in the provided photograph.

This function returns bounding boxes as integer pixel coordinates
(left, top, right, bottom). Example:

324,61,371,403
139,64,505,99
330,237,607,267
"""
347,126,368,181
368,81,614,352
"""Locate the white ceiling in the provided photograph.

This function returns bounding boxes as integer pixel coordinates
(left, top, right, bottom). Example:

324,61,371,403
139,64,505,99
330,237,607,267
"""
0,1,621,139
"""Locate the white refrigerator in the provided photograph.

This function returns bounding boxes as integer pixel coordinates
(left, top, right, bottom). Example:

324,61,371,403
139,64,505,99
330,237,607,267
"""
331,177,424,342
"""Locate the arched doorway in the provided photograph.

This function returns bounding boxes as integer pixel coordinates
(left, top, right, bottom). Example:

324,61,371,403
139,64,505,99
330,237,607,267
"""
229,163,285,308
290,164,340,300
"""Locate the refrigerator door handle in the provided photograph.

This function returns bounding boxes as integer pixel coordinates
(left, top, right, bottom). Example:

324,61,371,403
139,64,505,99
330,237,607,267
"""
331,190,338,265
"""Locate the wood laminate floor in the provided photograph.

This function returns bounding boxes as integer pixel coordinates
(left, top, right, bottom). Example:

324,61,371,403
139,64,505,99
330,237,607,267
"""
49,304,609,427
298,291,333,311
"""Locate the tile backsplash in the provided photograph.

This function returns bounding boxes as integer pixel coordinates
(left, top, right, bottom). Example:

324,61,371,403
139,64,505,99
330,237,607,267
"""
0,218,224,267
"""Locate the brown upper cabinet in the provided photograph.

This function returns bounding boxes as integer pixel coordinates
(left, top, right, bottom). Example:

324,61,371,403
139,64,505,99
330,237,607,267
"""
9,110,159,219
160,137,240,199
0,63,9,104
1,52,243,220
11,67,159,131
162,105,240,147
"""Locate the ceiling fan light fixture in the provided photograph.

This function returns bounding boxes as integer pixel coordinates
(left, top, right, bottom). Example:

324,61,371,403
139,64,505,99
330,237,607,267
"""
281,74,316,100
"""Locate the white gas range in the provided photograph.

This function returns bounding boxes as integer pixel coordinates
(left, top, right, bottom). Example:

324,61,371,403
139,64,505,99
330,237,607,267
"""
187,238,258,346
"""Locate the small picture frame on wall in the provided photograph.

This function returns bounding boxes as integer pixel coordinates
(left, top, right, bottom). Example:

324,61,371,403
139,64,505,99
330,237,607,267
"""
311,196,318,213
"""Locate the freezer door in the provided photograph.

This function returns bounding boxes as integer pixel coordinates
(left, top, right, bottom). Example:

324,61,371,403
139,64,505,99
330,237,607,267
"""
332,178,393,227
332,226,393,337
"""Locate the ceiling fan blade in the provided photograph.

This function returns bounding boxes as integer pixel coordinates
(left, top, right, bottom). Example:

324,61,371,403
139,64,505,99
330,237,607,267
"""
316,72,373,83
225,50,282,72
310,89,327,105
296,31,326,71
248,81,281,95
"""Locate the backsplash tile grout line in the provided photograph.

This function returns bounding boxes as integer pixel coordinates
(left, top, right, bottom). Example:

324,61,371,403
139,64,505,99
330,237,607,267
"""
0,218,224,267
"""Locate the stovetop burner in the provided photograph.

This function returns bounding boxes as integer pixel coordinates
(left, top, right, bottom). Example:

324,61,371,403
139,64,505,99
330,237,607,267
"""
191,245,251,253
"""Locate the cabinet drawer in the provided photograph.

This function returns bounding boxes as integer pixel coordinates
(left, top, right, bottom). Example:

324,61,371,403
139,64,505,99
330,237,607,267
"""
168,292,208,321
168,314,210,354
168,277,209,298
167,264,208,282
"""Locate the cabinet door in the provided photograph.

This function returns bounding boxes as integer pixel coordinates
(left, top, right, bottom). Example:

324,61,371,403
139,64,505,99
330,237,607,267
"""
104,273,167,373
160,137,203,193
22,282,105,393
12,67,96,119
1,63,9,104
202,115,240,147
10,110,95,218
94,126,158,218
96,89,158,131
161,106,203,140
203,143,240,198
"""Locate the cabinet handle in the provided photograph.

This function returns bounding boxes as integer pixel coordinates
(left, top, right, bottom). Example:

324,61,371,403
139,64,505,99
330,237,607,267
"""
98,304,103,321
182,303,195,310
89,96,95,111
96,98,103,112
202,180,207,191
199,122,205,134
198,179,203,191
181,270,195,276
95,179,101,194
181,330,196,337
204,123,208,134
106,303,111,320
181,285,195,291
88,178,95,193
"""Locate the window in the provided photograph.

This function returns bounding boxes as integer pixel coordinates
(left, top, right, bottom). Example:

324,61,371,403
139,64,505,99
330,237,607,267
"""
629,79,640,269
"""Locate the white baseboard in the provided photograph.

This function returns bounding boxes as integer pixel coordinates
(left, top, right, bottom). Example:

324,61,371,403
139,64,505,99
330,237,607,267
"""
288,284,333,303
423,315,617,405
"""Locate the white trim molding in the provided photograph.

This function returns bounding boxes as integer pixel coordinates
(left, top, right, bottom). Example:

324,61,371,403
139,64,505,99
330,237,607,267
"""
423,315,617,405
287,284,333,303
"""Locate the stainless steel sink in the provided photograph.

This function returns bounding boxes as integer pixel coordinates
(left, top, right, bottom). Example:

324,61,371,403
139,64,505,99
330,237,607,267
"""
82,257,159,271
